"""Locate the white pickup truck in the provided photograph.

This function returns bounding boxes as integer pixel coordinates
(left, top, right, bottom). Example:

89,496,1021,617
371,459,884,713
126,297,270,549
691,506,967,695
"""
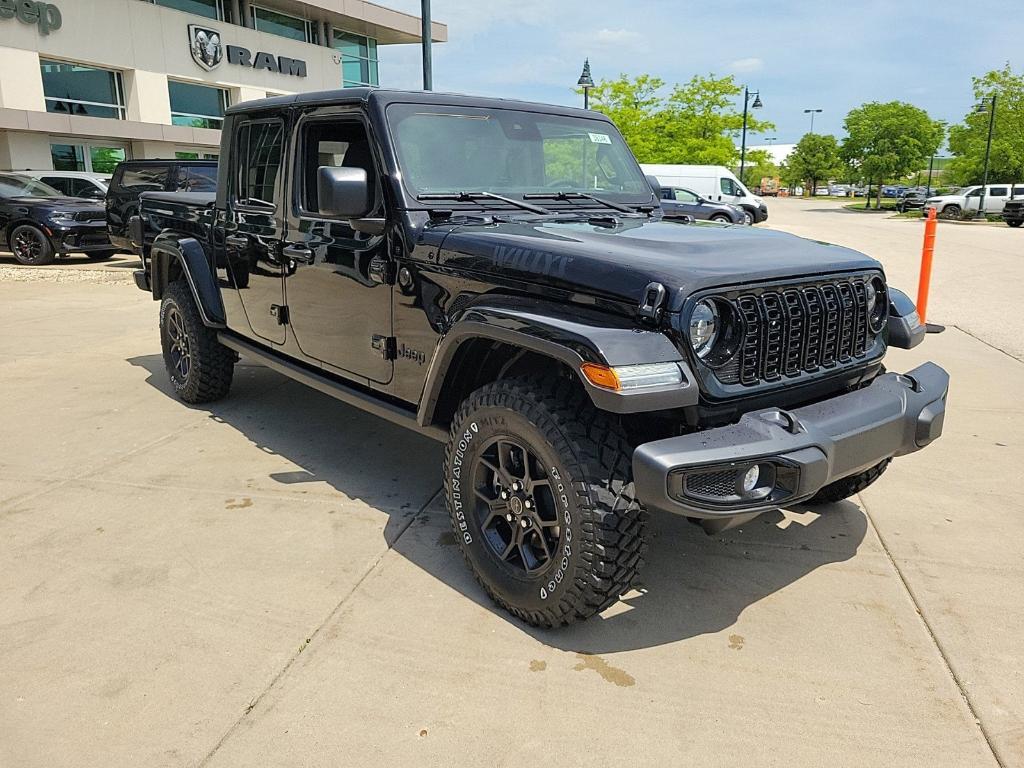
925,183,1024,219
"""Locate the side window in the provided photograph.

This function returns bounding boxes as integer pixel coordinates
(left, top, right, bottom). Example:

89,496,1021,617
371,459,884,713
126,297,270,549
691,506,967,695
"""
1014,186,1024,197
299,120,377,216
989,186,1008,197
236,120,284,208
660,188,672,200
178,166,218,192
118,166,170,193
720,177,737,196
41,176,72,195
71,179,101,197
674,189,698,203
967,187,982,197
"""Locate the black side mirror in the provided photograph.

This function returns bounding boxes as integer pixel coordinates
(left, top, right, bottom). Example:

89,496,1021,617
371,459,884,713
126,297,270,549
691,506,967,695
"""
317,166,370,219
645,174,662,199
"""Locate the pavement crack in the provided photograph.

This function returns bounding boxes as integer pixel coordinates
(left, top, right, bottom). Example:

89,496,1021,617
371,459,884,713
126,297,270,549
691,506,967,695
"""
196,486,443,767
952,324,1024,364
859,494,1006,768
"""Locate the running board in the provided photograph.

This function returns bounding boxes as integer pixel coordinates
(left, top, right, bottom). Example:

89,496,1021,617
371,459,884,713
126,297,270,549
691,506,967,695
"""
218,333,448,443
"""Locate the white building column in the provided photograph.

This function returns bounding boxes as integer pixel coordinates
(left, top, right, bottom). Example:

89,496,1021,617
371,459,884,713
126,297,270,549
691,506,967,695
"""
124,70,172,125
0,48,45,111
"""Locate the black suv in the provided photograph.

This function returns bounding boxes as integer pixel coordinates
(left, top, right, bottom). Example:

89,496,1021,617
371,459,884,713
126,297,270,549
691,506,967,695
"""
132,89,948,627
106,159,217,253
0,172,115,265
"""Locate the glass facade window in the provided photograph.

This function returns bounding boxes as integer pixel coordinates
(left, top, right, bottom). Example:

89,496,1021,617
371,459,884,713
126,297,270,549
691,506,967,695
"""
253,6,316,43
169,81,228,129
333,30,378,87
41,60,125,120
50,142,127,173
51,143,85,171
147,0,222,19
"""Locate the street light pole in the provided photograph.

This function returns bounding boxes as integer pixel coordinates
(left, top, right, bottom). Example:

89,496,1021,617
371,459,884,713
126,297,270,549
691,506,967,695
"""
420,0,432,90
577,59,594,109
739,87,762,184
926,154,935,198
975,94,997,219
803,108,822,134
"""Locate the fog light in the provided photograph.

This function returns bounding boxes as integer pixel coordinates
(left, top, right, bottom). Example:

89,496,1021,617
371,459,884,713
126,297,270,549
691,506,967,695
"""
742,465,760,493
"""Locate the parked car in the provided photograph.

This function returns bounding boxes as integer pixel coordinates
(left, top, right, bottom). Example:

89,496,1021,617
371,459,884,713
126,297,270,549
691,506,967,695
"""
814,186,830,196
640,163,768,224
0,172,115,265
896,190,932,213
656,184,745,224
132,88,946,628
1002,199,1024,228
923,184,1024,219
21,170,110,200
106,159,217,253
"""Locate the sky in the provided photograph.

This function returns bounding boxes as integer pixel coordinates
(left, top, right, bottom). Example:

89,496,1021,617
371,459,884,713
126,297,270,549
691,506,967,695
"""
377,0,1022,147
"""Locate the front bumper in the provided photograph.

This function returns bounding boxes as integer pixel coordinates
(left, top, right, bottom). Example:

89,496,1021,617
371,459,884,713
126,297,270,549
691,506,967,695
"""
49,221,112,253
633,362,948,519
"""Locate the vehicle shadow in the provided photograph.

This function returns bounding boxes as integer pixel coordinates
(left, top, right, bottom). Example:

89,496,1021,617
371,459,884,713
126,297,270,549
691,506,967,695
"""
129,353,868,653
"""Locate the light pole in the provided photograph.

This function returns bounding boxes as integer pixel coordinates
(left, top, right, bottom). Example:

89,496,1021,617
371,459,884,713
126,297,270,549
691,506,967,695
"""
738,87,762,184
420,0,432,90
803,108,822,134
974,94,997,219
577,59,594,109
764,137,777,146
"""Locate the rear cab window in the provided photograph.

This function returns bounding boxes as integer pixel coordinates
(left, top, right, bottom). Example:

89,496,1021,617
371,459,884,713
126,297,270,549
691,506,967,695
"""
113,165,171,194
177,165,218,192
234,119,285,210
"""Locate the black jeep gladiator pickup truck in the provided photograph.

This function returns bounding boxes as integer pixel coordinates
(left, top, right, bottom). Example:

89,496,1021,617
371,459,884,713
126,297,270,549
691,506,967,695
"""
131,89,948,627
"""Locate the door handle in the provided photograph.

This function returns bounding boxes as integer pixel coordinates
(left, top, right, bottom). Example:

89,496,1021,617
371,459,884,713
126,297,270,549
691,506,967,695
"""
225,234,248,248
282,243,315,264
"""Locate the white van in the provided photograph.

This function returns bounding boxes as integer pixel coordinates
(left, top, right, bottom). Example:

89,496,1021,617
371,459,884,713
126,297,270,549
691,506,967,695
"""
641,164,768,224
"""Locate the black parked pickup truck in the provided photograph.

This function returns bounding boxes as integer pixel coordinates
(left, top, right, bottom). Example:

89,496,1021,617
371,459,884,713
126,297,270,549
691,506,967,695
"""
132,89,948,627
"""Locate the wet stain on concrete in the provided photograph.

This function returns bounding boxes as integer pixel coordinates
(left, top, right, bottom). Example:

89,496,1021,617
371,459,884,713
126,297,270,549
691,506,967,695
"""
225,497,253,509
418,729,428,737
436,531,457,546
573,653,635,687
729,634,745,650
529,659,547,672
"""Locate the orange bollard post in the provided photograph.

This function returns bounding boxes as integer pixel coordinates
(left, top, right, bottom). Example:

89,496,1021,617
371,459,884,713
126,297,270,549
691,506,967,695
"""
917,206,938,323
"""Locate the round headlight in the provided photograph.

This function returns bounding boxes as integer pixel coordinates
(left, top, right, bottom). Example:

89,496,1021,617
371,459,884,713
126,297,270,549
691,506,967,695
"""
689,299,719,358
867,276,887,332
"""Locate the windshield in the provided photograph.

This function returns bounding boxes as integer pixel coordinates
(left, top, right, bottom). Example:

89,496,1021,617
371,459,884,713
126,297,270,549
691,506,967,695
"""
386,103,651,203
0,174,62,198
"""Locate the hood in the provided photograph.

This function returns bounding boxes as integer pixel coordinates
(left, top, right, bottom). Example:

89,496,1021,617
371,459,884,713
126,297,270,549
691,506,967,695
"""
437,216,880,311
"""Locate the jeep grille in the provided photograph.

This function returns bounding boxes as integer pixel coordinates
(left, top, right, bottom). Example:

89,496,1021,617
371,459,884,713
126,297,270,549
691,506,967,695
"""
715,276,876,386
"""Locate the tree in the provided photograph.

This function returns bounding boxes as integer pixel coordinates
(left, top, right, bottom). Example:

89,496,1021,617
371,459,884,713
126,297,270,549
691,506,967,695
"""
841,101,944,209
947,64,1024,186
587,73,774,165
743,149,779,192
783,134,843,195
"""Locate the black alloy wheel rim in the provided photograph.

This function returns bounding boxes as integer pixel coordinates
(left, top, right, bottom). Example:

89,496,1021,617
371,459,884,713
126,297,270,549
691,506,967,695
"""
166,307,191,380
12,229,45,264
472,437,562,576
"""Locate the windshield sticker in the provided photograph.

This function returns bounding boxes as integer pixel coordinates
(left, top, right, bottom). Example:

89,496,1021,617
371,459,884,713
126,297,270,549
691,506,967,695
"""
588,132,612,144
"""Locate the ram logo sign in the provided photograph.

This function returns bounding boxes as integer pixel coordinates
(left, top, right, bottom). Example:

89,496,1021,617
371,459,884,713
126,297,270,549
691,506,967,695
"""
186,24,307,78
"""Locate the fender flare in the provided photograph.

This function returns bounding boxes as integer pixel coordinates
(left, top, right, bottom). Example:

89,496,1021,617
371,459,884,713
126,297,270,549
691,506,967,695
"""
886,287,925,349
416,298,698,425
150,234,226,327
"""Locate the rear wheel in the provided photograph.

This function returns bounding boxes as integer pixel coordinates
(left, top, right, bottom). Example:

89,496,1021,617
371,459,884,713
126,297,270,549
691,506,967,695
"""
445,376,647,627
10,225,55,265
807,459,891,505
1008,219,1023,228
160,280,235,403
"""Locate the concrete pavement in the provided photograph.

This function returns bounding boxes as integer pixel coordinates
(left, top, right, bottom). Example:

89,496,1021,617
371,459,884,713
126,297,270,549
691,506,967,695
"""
1,204,1022,767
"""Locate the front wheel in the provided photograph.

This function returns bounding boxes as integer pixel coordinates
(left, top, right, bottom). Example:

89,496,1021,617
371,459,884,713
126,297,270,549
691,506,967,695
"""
10,225,55,265
806,459,891,505
445,377,647,627
741,209,754,225
710,214,731,224
160,280,235,403
1008,219,1023,228
940,204,961,220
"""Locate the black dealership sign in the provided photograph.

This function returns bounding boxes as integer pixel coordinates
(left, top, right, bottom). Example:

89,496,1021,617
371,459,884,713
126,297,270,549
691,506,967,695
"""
187,24,306,78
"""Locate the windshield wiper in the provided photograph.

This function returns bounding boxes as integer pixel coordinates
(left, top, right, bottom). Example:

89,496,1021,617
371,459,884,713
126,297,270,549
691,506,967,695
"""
417,191,554,215
522,191,640,214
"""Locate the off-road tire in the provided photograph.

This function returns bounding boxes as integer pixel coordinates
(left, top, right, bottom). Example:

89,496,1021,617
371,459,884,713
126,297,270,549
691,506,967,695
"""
86,250,117,261
807,458,891,505
159,280,234,404
444,377,647,627
10,224,55,265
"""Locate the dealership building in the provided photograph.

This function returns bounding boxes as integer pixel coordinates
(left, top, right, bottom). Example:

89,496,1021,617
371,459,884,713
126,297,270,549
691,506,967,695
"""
0,0,445,172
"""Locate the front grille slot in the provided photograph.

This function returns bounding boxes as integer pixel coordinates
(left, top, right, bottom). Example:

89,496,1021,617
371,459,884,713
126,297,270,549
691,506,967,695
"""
74,210,105,222
720,276,875,387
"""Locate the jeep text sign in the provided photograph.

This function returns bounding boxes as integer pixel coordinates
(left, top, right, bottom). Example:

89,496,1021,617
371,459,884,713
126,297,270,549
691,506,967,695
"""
0,0,62,35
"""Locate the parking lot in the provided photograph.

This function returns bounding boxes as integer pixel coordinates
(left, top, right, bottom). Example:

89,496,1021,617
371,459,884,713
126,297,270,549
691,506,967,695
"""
1,197,1022,768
